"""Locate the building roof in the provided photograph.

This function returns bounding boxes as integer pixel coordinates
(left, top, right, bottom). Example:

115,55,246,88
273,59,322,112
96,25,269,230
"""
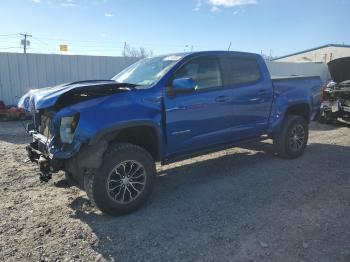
273,44,350,61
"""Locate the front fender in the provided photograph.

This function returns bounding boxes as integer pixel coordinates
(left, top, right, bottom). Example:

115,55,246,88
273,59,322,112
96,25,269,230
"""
50,87,164,160
89,120,162,144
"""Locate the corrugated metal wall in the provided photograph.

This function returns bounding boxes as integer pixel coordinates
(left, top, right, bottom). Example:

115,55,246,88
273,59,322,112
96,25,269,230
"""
0,52,139,105
0,52,330,105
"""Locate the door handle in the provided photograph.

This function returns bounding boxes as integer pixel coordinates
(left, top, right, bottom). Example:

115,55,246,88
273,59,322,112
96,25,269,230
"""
258,89,268,95
215,95,230,103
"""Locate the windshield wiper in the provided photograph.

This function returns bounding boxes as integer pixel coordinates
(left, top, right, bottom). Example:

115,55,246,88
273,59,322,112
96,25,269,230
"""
65,79,115,86
113,81,143,87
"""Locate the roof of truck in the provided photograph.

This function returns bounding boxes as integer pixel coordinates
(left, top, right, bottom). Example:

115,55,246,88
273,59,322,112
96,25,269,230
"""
157,50,261,59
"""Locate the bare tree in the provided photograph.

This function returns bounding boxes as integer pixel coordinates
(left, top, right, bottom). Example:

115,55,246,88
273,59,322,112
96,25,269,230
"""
261,53,277,61
122,43,153,58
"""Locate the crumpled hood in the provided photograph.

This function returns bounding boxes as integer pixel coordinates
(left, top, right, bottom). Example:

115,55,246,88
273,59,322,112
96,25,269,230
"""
18,80,133,112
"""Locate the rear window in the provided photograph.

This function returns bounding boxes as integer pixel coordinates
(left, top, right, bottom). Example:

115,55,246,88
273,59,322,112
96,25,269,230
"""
227,58,261,85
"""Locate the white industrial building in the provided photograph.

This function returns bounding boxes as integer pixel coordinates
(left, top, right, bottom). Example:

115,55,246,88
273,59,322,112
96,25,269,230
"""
274,44,350,83
273,44,350,63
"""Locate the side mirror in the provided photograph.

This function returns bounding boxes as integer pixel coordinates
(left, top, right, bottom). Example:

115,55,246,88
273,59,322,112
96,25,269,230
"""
172,78,195,94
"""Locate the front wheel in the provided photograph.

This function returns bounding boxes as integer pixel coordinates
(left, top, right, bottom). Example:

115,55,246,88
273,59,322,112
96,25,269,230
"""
273,115,309,158
85,143,156,215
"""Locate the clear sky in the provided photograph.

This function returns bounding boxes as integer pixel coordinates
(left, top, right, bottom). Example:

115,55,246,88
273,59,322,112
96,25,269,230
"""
0,0,349,57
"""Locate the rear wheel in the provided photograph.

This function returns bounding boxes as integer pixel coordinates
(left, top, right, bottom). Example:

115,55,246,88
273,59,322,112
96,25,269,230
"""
85,143,156,215
273,115,309,158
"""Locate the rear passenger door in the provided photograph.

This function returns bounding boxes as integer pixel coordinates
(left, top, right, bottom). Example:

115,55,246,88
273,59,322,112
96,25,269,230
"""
223,56,273,139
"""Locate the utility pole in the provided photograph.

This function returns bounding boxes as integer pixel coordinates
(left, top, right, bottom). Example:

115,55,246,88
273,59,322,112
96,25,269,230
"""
20,33,32,54
123,42,127,56
228,42,232,51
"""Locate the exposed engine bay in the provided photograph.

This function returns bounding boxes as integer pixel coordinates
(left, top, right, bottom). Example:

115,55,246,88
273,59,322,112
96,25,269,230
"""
320,80,350,123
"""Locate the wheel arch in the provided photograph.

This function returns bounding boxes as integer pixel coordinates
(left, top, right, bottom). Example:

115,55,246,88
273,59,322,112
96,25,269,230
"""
284,103,311,123
88,121,163,161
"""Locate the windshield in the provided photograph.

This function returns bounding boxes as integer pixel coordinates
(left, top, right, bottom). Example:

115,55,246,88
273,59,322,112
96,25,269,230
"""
112,55,182,87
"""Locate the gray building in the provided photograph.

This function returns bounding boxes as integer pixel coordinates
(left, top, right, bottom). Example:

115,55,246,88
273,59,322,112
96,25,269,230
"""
0,52,138,105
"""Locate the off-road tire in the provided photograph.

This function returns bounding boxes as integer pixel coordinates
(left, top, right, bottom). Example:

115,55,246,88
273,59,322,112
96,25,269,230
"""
84,143,156,215
273,115,309,158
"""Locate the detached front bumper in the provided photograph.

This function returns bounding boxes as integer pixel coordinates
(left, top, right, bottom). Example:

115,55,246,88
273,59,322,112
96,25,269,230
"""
25,109,83,182
26,133,64,182
321,101,350,121
26,142,52,182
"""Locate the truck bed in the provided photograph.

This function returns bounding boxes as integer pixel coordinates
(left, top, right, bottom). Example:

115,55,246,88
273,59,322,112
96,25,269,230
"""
271,75,323,121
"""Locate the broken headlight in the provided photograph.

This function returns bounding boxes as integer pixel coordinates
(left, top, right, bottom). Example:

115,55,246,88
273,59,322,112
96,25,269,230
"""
60,114,80,144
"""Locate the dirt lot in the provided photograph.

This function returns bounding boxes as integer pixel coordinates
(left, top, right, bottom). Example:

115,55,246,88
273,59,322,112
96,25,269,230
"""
0,121,349,262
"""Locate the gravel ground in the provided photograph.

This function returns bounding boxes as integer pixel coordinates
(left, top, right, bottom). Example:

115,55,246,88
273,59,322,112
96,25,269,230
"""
0,121,349,262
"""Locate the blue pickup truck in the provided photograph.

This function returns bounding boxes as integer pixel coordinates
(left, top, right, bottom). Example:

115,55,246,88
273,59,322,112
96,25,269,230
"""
19,51,322,215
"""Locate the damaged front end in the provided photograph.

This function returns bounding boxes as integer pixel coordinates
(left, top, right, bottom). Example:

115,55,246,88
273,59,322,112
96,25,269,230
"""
26,109,82,182
320,80,350,123
20,80,135,184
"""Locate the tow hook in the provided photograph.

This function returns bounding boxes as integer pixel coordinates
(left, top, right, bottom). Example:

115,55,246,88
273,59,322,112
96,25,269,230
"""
38,155,52,183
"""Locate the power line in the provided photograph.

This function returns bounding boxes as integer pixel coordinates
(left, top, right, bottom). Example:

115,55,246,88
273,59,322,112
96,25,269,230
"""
0,40,22,44
36,36,125,44
35,35,210,49
0,46,21,49
22,36,186,54
1,32,229,56
0,36,20,40
8,33,215,52
0,33,19,37
31,36,57,53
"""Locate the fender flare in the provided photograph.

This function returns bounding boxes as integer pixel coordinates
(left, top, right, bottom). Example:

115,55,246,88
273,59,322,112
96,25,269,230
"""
88,120,164,159
268,101,311,137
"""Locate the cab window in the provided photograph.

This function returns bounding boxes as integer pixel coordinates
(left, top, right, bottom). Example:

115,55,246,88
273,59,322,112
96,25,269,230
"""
226,58,261,85
174,57,223,90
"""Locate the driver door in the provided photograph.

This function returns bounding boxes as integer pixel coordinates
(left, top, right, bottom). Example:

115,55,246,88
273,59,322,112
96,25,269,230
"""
163,55,234,157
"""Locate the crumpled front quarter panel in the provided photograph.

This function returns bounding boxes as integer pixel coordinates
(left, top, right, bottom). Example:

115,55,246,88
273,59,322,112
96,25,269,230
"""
55,88,163,153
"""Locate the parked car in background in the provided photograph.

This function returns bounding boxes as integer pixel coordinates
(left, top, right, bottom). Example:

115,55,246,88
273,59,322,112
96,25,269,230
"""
0,100,28,121
18,51,323,215
319,80,350,124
